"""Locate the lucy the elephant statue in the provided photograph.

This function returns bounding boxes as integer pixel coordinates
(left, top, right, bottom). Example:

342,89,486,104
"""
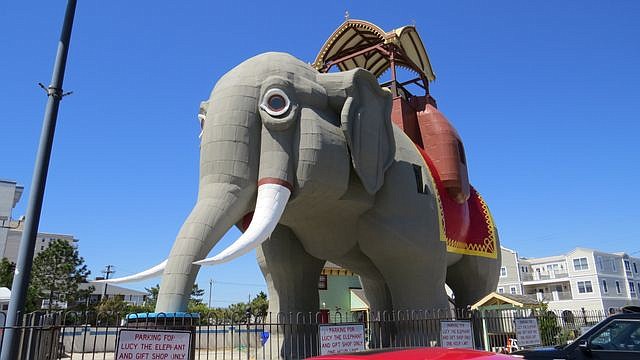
106,52,500,351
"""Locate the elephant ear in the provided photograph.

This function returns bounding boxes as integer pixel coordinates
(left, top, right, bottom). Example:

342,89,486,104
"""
318,68,395,194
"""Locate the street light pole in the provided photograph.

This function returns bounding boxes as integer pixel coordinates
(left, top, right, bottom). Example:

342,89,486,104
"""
0,1,77,359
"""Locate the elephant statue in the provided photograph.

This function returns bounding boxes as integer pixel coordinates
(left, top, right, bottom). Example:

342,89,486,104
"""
106,52,500,324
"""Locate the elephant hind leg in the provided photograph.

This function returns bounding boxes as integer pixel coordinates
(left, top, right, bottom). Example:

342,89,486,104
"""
446,252,501,309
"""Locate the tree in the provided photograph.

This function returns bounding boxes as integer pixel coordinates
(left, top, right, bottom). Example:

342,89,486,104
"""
143,284,160,308
29,239,93,311
190,283,205,303
249,291,269,319
143,283,205,310
0,257,15,288
535,302,561,345
95,297,131,325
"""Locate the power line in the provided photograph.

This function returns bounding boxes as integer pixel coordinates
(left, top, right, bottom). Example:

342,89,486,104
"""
212,280,266,287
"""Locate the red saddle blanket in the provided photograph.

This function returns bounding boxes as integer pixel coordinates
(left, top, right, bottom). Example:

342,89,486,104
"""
415,145,498,259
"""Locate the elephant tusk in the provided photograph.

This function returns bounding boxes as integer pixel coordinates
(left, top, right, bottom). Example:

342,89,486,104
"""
193,183,290,266
94,260,167,283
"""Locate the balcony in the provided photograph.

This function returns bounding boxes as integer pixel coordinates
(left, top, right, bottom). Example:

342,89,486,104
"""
530,291,573,302
521,271,569,283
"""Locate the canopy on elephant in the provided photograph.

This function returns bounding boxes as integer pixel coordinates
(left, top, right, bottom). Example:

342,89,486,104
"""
312,19,436,82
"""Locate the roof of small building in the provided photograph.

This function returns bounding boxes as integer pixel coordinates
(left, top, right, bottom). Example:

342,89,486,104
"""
471,292,540,310
350,288,370,311
82,282,147,296
322,262,356,276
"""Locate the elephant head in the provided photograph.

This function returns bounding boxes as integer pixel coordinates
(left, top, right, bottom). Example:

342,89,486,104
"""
105,52,396,312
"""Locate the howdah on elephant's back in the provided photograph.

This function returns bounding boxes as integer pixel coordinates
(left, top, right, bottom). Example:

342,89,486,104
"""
314,19,497,260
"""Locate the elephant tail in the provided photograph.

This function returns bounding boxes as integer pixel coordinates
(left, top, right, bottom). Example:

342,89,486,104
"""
94,260,167,283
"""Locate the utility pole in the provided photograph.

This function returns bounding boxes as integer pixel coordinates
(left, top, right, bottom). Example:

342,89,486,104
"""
0,1,77,359
208,278,213,308
102,265,115,300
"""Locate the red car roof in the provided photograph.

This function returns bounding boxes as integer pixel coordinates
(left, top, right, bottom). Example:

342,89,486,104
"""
307,347,515,360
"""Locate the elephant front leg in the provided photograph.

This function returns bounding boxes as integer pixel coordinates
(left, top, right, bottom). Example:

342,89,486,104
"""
257,225,325,359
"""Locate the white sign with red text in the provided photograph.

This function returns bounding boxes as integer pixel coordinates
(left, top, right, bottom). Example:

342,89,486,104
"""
514,318,541,346
440,320,474,349
115,329,191,360
319,324,365,355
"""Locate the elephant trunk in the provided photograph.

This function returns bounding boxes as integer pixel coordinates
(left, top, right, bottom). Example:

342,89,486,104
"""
193,126,295,266
155,182,255,312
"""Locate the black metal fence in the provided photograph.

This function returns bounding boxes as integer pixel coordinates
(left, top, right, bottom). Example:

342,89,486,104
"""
0,308,608,359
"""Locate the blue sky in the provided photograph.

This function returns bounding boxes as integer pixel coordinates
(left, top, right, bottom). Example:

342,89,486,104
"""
1,1,639,306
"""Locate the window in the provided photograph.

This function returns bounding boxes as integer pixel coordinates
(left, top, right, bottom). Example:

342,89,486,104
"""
510,287,517,294
634,263,638,273
624,260,631,272
500,267,507,277
40,246,44,250
318,275,327,290
602,280,608,293
630,282,636,294
596,256,604,271
616,281,621,294
577,281,593,293
612,259,617,271
457,140,467,165
497,287,504,293
573,257,589,271
412,164,428,194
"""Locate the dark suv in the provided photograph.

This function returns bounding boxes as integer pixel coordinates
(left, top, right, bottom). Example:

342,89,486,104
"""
513,310,640,359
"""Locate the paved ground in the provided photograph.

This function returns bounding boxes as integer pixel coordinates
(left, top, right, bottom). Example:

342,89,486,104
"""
68,349,280,360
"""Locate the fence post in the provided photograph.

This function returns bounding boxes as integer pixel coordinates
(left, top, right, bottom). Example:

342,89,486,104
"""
480,309,490,351
246,308,251,360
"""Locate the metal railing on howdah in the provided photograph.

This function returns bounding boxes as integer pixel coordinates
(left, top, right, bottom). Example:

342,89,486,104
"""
0,308,608,359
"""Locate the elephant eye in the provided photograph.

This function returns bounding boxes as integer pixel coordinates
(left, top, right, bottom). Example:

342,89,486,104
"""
260,88,290,117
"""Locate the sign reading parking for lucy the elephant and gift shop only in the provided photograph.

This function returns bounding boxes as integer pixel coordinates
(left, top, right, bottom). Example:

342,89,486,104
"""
440,320,474,349
115,329,191,360
514,318,542,346
319,324,365,355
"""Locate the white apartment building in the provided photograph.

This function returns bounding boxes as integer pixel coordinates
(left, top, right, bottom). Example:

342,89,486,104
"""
498,246,640,313
0,179,24,259
80,282,148,306
0,179,77,263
